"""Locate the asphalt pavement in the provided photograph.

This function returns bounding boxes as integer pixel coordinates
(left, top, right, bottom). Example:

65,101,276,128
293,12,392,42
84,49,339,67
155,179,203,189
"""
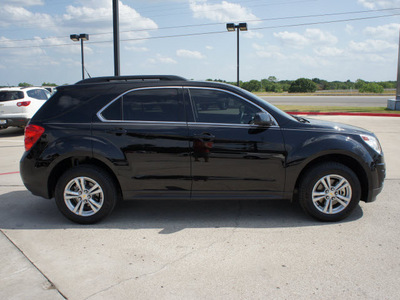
0,116,400,300
262,95,390,107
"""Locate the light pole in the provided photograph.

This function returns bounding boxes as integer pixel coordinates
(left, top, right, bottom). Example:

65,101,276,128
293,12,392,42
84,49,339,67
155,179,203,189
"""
70,33,89,80
113,0,120,76
226,23,247,87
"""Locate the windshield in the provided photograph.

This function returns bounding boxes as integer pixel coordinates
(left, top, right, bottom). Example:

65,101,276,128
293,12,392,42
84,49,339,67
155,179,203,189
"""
0,91,24,102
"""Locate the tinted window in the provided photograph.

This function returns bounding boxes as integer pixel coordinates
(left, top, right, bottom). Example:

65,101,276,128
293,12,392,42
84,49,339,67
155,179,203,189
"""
102,98,122,121
189,89,261,124
0,91,24,102
122,88,184,122
27,89,49,100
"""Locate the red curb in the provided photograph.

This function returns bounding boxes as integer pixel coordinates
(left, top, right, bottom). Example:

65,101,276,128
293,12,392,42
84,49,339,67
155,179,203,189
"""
286,111,400,117
0,171,20,176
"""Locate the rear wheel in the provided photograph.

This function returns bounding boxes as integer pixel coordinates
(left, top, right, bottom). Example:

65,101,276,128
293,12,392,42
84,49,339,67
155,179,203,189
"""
299,162,361,221
55,165,118,224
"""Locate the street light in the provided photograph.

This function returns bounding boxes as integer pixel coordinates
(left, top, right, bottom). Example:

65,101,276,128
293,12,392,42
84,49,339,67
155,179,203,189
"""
226,23,247,86
70,33,89,80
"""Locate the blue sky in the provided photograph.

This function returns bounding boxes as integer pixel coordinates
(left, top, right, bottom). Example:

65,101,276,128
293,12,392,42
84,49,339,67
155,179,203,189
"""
1,0,400,86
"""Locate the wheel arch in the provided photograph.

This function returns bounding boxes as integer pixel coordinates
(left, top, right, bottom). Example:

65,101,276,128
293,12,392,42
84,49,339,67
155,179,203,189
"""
47,156,122,200
293,154,369,202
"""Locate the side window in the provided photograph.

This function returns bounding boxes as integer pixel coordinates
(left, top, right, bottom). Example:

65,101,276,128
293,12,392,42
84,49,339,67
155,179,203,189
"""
44,90,51,99
122,88,184,122
102,98,122,121
189,89,261,124
27,89,48,100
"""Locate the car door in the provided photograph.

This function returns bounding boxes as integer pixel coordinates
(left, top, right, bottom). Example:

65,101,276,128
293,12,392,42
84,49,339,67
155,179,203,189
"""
186,87,286,200
93,87,191,200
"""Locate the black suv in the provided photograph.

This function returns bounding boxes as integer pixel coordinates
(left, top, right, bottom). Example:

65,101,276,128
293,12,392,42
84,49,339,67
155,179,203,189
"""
20,75,385,224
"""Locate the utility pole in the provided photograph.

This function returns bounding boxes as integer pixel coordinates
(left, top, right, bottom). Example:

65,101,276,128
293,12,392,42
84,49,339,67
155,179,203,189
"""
113,0,120,76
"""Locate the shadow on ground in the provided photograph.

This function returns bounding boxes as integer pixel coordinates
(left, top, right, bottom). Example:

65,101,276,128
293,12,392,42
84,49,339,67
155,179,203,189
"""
0,127,24,138
0,190,363,233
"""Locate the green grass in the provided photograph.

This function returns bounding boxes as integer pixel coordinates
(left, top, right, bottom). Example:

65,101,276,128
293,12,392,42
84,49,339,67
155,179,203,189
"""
276,105,400,114
254,90,396,96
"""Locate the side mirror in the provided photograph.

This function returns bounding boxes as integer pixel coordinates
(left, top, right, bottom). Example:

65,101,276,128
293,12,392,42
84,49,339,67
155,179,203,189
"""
252,112,275,126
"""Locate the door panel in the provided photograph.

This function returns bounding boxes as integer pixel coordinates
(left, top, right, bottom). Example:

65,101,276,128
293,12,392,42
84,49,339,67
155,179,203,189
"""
93,87,191,199
187,88,286,199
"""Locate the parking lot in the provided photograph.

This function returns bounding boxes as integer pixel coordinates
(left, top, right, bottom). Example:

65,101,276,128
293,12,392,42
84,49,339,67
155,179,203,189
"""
1,115,400,300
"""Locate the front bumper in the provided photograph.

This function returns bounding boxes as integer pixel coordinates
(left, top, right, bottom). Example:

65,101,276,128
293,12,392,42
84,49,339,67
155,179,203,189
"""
365,159,385,203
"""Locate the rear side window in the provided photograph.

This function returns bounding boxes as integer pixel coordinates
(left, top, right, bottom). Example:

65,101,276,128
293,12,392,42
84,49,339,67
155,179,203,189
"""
27,89,50,100
0,91,24,101
101,88,185,122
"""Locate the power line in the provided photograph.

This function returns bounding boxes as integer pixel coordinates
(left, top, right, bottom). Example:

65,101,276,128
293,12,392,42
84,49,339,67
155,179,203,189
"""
0,12,399,49
3,7,400,43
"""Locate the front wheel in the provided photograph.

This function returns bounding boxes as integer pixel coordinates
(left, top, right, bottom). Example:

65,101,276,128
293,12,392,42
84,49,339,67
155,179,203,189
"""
55,165,118,224
298,162,361,222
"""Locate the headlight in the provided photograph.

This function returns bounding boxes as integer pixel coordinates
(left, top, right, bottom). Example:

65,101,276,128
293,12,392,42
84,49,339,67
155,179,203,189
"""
360,134,382,155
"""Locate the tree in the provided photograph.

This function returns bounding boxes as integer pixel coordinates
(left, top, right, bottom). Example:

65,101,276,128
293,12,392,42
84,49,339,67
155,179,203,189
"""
359,82,384,93
42,82,58,86
241,80,261,92
18,82,33,87
288,78,317,93
355,79,366,89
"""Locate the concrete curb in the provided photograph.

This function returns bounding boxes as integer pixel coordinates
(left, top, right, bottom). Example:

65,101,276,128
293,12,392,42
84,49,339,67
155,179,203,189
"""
286,111,400,117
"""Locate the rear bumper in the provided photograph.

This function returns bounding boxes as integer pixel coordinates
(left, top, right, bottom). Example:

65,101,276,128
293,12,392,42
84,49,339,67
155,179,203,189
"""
0,117,29,127
20,151,51,199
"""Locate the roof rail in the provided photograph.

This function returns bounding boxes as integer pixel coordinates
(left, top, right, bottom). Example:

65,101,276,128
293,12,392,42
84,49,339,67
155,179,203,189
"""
76,75,187,84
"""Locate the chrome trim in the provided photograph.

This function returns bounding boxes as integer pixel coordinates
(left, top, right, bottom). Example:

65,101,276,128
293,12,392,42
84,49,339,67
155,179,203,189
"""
96,85,279,127
187,122,279,129
93,120,188,126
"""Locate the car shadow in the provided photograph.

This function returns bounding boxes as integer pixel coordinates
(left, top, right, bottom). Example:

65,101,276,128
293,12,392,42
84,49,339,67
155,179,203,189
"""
0,190,363,233
0,127,24,137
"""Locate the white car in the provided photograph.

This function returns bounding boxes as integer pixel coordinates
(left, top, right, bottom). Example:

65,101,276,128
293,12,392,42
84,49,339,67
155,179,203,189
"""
0,87,51,129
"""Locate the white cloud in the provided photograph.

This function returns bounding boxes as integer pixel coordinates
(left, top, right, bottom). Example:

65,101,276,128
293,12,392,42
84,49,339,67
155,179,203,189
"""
176,49,205,59
274,28,338,49
0,5,55,28
62,0,158,34
273,31,309,49
304,29,338,45
206,46,214,50
243,30,263,39
147,54,177,64
364,23,400,40
252,43,285,59
291,54,331,68
314,46,344,57
124,46,149,52
349,39,397,52
3,0,44,5
358,0,400,9
189,0,259,22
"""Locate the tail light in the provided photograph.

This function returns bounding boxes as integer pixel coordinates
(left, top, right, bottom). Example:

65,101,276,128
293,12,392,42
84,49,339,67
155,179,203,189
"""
24,124,45,151
17,101,31,107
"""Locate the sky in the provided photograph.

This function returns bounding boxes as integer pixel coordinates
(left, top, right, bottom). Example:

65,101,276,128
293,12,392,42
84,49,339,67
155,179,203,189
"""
1,0,400,86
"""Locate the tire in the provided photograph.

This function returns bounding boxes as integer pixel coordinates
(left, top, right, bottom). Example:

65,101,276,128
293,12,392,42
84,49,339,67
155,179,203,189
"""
55,165,118,224
298,162,361,222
